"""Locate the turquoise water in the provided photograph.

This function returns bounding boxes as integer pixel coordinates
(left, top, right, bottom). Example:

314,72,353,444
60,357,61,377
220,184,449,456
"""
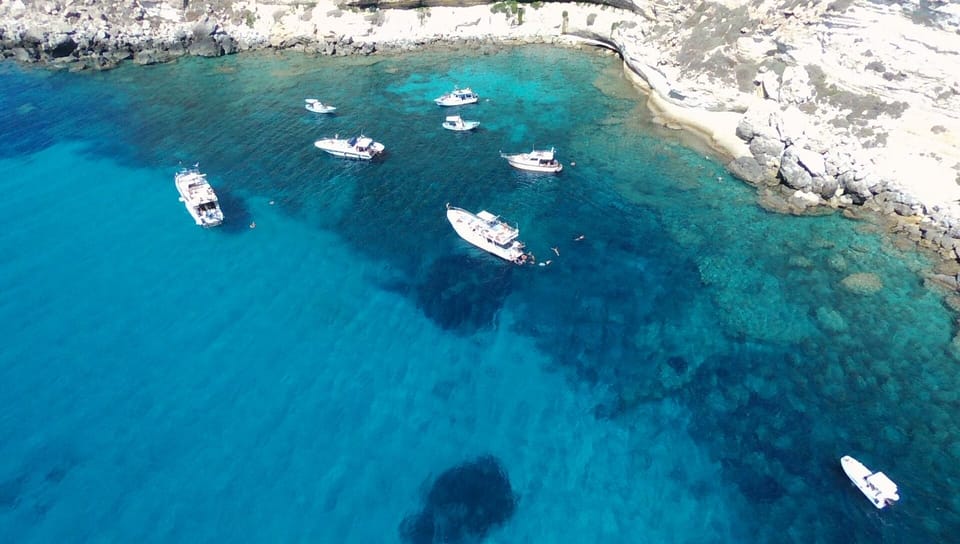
1,46,959,542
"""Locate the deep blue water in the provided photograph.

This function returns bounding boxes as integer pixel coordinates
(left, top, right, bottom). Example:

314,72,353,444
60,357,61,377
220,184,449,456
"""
1,46,959,543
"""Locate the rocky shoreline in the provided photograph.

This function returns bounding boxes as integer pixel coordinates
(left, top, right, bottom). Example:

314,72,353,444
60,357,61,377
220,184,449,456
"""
4,0,960,296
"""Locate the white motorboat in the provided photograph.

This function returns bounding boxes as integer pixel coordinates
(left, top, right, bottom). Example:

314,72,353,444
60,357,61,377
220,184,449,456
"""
500,147,563,173
175,166,224,227
314,133,385,160
434,87,479,107
442,115,480,132
305,98,336,114
841,455,900,509
446,204,531,265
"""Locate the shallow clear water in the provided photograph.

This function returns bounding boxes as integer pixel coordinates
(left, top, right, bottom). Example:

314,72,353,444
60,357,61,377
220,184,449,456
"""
0,46,958,543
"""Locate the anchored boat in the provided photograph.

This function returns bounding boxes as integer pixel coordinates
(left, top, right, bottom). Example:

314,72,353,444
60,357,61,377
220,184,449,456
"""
305,98,337,114
434,87,479,107
314,134,385,160
446,204,531,265
175,166,224,227
500,147,563,173
442,115,480,132
841,455,900,509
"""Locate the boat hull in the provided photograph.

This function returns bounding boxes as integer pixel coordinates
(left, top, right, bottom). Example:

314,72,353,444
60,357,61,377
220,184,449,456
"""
314,139,385,161
305,104,336,114
304,99,336,114
443,121,480,131
505,157,563,173
435,96,479,106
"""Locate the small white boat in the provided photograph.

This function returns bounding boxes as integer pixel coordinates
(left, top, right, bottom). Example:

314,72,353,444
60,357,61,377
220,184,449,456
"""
446,204,531,265
841,455,900,509
305,99,336,114
434,87,479,107
442,115,480,132
500,147,563,173
175,165,224,227
314,133,385,160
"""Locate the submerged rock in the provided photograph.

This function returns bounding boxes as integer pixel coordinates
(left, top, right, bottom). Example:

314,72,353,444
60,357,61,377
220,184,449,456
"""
400,456,517,544
840,272,883,295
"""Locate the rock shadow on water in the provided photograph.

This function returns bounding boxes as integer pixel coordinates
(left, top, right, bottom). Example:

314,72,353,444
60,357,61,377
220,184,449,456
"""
414,254,515,334
400,455,518,544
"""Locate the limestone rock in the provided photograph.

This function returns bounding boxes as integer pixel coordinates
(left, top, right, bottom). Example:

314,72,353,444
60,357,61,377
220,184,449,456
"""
793,146,826,178
780,147,813,191
779,65,815,105
749,134,785,183
840,272,883,295
777,105,808,147
728,156,764,184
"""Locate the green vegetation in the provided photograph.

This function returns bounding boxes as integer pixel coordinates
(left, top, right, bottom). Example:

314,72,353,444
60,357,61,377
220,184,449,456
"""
242,9,256,28
490,1,519,17
417,6,431,24
490,1,523,24
365,9,386,26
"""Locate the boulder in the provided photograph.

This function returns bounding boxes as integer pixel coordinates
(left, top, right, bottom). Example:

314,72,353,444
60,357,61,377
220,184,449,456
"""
188,21,219,56
777,105,808,145
728,156,764,184
188,36,221,57
11,47,37,62
779,65,815,105
780,147,814,191
837,172,873,200
793,146,826,178
738,99,780,140
790,189,821,208
133,48,171,65
736,115,756,141
749,134,785,182
811,174,840,198
216,34,236,55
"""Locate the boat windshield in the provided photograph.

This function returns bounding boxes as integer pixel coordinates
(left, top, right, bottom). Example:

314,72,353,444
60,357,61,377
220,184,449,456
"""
347,137,357,146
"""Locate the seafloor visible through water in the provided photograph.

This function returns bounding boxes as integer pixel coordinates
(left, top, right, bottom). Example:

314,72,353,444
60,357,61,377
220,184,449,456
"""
0,45,958,542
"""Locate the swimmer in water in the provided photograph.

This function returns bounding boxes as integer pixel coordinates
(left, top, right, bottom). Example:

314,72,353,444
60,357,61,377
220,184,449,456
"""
552,247,560,256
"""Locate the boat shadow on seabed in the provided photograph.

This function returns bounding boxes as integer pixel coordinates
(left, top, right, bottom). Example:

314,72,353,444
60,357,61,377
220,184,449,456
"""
207,186,253,234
